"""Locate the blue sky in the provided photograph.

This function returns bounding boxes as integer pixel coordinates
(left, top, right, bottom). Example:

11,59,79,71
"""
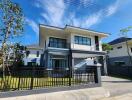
12,0,132,45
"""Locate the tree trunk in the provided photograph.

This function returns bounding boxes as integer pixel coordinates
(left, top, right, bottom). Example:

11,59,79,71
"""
125,40,132,65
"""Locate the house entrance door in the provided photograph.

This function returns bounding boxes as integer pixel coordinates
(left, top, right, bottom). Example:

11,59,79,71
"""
51,59,67,70
54,59,60,70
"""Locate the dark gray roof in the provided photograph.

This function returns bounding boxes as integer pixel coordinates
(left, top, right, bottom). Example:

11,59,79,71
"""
109,37,132,45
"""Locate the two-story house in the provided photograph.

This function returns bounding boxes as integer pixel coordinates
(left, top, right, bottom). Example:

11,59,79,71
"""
39,25,108,75
108,37,132,66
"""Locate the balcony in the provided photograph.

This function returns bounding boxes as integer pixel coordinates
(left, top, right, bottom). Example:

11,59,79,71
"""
48,42,69,49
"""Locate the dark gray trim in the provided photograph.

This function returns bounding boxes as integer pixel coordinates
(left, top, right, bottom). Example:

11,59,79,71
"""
47,48,69,55
39,24,64,30
0,84,100,98
72,49,106,55
39,24,41,46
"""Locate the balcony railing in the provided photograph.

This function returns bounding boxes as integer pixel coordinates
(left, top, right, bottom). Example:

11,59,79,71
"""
48,42,69,48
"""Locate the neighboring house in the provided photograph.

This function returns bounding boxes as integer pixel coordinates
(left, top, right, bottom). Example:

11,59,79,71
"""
39,25,108,75
23,44,43,66
108,37,132,66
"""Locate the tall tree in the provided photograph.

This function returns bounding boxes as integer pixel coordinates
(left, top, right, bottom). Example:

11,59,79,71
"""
120,26,132,65
0,0,24,72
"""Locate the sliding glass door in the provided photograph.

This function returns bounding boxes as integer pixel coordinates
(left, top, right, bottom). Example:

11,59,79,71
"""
49,55,68,70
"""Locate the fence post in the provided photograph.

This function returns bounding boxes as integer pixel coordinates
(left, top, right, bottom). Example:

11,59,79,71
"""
17,71,21,90
95,65,101,86
30,66,35,90
68,49,72,86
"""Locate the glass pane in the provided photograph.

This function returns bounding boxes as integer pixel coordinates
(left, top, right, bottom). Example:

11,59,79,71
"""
79,36,82,44
75,36,79,44
87,38,91,45
83,37,87,45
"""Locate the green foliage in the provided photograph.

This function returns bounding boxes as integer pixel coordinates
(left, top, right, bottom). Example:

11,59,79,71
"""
0,0,24,41
120,26,132,36
12,43,26,67
102,43,113,51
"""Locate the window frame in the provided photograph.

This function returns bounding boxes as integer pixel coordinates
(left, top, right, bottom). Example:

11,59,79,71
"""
114,61,125,66
117,46,122,49
49,37,67,48
74,35,91,46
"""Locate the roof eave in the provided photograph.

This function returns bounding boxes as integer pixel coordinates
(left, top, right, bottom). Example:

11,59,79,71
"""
65,26,109,37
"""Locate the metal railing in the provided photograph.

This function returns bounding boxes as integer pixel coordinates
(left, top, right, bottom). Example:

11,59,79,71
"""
48,42,70,48
0,66,99,92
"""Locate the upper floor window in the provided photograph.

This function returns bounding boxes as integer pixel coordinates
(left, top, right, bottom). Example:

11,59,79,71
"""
74,36,91,46
117,46,122,49
49,37,67,48
114,61,125,66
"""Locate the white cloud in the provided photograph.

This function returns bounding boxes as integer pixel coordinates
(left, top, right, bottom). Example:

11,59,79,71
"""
68,10,102,28
106,1,119,16
32,0,120,29
79,0,94,7
26,18,39,35
35,0,65,26
71,1,120,28
81,11,102,28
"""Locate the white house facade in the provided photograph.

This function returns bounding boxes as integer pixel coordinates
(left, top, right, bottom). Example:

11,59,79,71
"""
39,25,108,75
108,37,132,66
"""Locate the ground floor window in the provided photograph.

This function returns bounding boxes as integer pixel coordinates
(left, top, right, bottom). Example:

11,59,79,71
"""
114,61,125,66
49,55,68,70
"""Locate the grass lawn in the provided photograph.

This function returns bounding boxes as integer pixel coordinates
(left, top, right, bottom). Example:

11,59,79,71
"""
0,76,85,91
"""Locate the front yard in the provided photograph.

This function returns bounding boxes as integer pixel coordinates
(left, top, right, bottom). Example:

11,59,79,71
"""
0,77,72,91
0,75,94,91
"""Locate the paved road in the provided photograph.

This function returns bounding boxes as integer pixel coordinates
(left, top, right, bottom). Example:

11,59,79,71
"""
102,76,132,97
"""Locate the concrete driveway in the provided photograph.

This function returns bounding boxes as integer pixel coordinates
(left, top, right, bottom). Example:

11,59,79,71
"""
102,76,132,97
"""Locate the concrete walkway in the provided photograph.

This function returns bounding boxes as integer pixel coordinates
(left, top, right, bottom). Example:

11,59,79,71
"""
102,76,132,97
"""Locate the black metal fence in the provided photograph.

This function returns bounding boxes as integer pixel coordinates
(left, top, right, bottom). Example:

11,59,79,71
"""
0,66,99,92
107,65,132,78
